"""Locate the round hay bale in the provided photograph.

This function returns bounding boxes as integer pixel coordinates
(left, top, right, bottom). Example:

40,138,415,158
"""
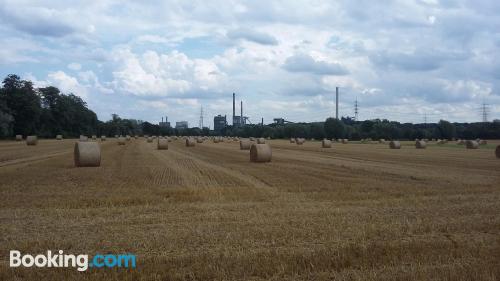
74,141,101,167
56,135,63,140
379,139,386,144
196,137,204,143
126,135,131,141
456,139,465,145
296,138,305,145
15,134,22,141
79,135,88,142
437,139,446,145
240,139,251,150
415,140,427,149
26,135,38,145
322,139,332,148
496,145,500,158
389,141,401,149
249,137,255,141
157,138,168,150
147,137,153,143
114,135,119,138
290,138,295,143
250,143,272,163
117,137,126,145
100,136,106,141
213,138,219,143
186,138,196,147
342,139,348,144
91,135,97,141
479,140,487,145
465,140,479,149
257,138,266,144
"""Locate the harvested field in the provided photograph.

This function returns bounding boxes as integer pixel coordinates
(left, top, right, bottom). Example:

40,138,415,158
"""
1,139,500,280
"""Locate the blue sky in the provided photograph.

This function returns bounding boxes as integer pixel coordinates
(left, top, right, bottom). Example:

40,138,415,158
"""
1,0,499,126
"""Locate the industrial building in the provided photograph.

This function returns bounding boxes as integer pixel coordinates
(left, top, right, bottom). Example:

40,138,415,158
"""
159,116,170,128
175,121,188,129
214,115,227,133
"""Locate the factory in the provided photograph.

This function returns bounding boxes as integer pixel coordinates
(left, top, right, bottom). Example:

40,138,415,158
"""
213,93,248,131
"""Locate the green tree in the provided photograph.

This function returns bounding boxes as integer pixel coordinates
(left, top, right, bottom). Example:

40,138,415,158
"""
437,120,456,139
324,118,344,139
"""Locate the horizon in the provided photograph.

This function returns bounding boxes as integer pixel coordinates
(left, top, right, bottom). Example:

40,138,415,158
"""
1,1,499,125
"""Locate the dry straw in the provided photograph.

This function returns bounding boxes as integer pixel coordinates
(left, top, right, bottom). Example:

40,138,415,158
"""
465,140,479,149
74,141,100,167
322,139,332,148
157,138,168,150
415,140,427,149
389,140,401,149
56,135,63,140
16,135,22,141
117,137,126,145
26,136,38,145
250,143,272,162
257,138,266,144
186,138,196,147
240,139,251,150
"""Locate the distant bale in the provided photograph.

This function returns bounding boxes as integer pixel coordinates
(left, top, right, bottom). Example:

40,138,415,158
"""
74,141,101,167
379,139,386,144
117,137,126,145
249,137,255,141
213,138,219,143
465,140,479,149
147,137,153,143
290,138,295,143
100,136,106,141
56,135,63,140
92,135,97,141
26,136,38,146
240,139,251,150
415,140,427,149
322,139,332,148
126,135,131,141
342,139,348,144
79,135,88,142
257,138,266,144
157,138,168,150
389,140,401,149
296,138,305,145
186,138,196,147
250,143,272,163
15,135,22,141
437,139,446,145
196,137,204,143
496,145,500,158
456,139,465,145
114,135,119,138
479,140,487,145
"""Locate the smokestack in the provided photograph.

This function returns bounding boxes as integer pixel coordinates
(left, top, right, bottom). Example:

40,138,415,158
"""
240,100,243,126
335,87,339,120
162,117,163,123
232,93,235,125
261,117,264,126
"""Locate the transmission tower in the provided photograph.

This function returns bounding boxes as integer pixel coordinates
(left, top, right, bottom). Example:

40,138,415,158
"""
354,98,359,121
199,106,204,128
481,103,490,122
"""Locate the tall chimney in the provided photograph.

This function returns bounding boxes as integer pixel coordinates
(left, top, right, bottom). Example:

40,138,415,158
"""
232,93,236,125
162,117,163,123
240,100,243,126
335,87,339,120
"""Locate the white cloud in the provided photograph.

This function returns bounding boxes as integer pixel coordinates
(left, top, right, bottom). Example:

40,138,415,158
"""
67,63,82,70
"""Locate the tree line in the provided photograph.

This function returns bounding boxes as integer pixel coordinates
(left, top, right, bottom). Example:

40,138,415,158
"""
1,74,498,139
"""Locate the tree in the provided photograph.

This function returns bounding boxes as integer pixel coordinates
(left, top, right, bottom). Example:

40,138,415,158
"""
324,118,345,139
437,120,456,140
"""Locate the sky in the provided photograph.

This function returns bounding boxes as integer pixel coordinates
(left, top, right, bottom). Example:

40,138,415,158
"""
1,0,499,126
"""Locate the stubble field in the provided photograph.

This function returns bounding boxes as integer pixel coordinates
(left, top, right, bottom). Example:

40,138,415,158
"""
0,138,499,280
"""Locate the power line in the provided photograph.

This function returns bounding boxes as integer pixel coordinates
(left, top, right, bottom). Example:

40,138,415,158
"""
199,106,204,128
354,98,359,121
480,103,490,122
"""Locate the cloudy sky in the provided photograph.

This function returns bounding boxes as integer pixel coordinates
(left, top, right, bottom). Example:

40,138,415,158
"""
1,0,499,126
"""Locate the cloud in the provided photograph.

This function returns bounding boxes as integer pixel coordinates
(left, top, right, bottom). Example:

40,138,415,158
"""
226,28,278,45
370,49,469,71
47,71,88,98
67,63,82,71
283,54,349,75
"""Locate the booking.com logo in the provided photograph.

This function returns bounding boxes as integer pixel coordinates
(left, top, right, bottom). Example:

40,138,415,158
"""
10,250,136,271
